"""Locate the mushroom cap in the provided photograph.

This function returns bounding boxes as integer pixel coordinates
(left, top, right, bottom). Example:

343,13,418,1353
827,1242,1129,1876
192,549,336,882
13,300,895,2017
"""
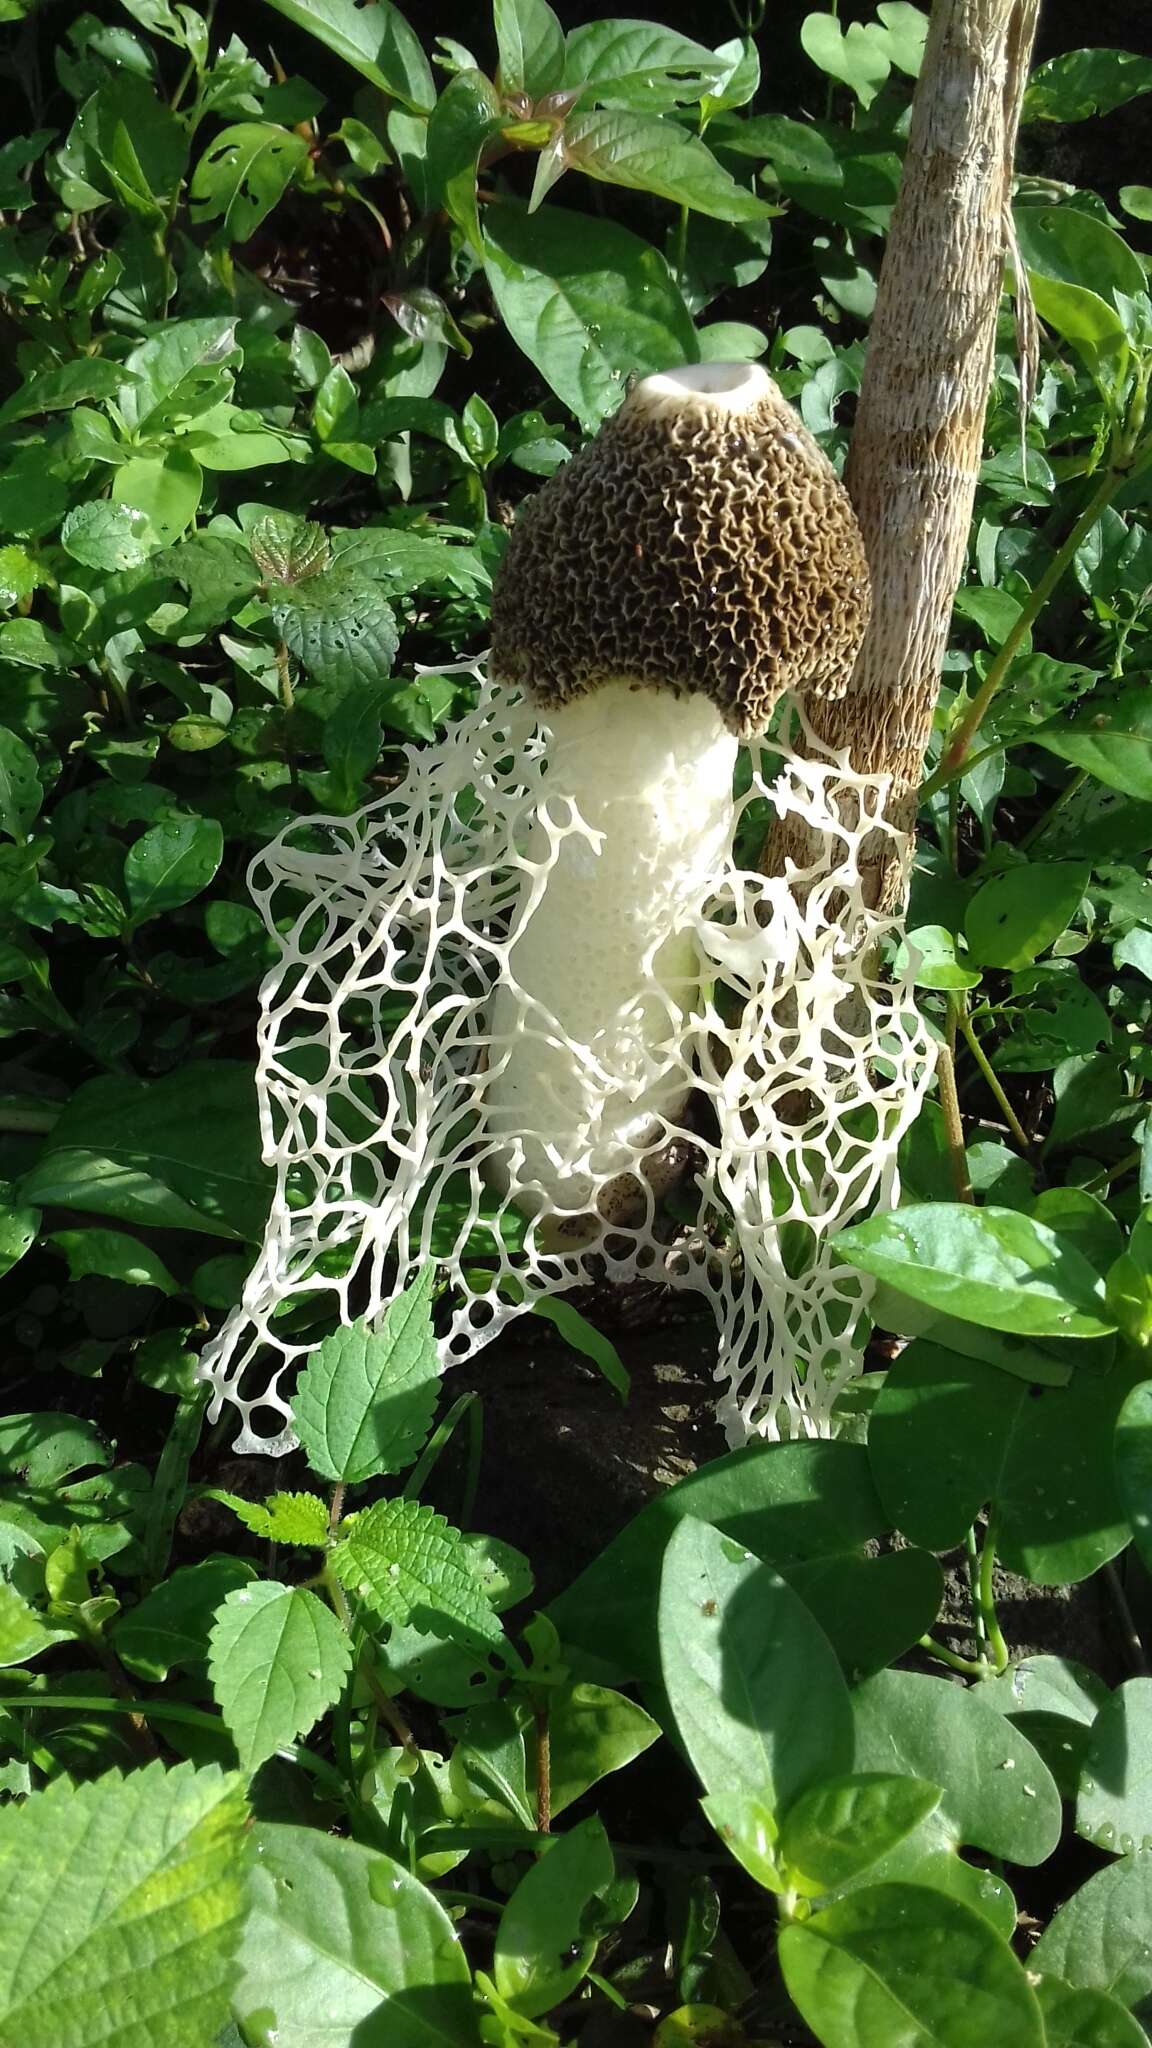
490,360,871,738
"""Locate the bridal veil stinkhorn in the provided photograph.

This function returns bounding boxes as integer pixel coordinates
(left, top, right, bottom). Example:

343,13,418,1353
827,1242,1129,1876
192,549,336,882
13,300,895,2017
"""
201,362,931,1456
485,360,870,1237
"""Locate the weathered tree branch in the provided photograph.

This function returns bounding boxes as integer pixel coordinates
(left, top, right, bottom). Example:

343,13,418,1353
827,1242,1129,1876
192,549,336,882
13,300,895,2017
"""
764,0,1042,908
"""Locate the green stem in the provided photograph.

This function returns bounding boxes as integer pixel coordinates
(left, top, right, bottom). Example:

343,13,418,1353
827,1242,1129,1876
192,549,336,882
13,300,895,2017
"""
938,1003,973,1204
977,1519,1010,1675
965,1524,987,1653
1081,1145,1143,1194
1018,767,1088,853
402,1391,478,1501
958,1011,1032,1155
918,1634,989,1679
923,467,1125,797
672,202,689,283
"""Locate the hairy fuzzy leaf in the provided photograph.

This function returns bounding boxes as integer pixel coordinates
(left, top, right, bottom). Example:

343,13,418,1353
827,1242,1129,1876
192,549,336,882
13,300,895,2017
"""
331,1496,504,1649
293,1273,440,1484
208,1580,352,1770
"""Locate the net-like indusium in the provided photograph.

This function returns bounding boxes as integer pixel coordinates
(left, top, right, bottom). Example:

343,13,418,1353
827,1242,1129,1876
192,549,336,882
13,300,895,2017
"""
199,661,932,1455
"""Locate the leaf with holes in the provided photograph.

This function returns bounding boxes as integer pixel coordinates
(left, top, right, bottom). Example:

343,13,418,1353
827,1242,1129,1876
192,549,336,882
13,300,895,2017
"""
208,1580,352,1772
272,566,399,693
191,123,309,241
331,1496,504,1651
0,1761,247,2047
292,1272,440,1484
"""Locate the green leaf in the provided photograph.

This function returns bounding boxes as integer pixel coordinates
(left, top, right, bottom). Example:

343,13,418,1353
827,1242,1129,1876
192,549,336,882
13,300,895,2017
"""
210,1490,331,1545
258,0,434,110
1014,205,1146,306
272,567,399,693
123,815,224,926
527,1295,629,1399
835,1203,1113,1339
482,200,696,430
782,1547,944,1679
0,726,43,841
21,1063,272,1240
542,1682,661,1819
868,1340,1145,1580
658,1516,854,1810
1034,688,1152,802
1023,49,1152,123
493,1817,614,2018
112,446,203,544
48,1225,179,1294
1035,1979,1150,2048
898,923,982,991
0,357,131,425
248,510,330,583
0,1186,40,1277
852,1669,1063,1871
0,1411,110,1485
553,111,771,223
779,1774,943,1894
1033,1852,1152,2008
331,1496,504,1649
190,122,308,240
494,0,563,96
209,1580,352,1772
1077,1679,1152,1856
424,71,504,254
562,20,727,111
800,12,892,107
547,1440,889,1683
156,534,261,634
965,861,1090,970
780,1882,1045,2048
60,500,153,572
983,1655,1109,1801
1027,275,1127,360
1116,1379,1152,1573
235,1822,481,2046
112,1556,257,1680
0,1760,247,2047
0,1580,72,1666
293,1276,440,1484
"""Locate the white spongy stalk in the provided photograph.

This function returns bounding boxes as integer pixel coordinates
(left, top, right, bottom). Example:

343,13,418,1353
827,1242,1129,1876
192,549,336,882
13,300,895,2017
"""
199,664,932,1456
484,681,737,1224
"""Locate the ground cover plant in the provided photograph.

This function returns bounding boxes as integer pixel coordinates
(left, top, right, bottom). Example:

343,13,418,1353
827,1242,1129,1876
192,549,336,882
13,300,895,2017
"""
2,0,1152,2041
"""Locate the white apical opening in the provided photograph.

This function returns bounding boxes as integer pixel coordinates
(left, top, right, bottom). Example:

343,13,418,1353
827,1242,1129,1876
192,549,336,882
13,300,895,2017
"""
637,359,775,413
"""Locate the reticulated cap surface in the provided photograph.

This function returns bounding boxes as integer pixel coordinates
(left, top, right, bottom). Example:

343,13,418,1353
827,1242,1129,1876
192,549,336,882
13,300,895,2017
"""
491,361,871,737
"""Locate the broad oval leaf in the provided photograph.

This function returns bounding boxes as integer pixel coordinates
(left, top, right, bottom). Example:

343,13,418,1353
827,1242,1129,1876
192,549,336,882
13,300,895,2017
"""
835,1202,1113,1338
1035,1978,1150,2048
235,1823,479,2046
258,0,434,110
493,1817,614,2017
1033,1851,1152,2008
1035,686,1152,802
0,1761,247,2048
1077,1679,1152,1856
965,861,1090,970
124,815,224,926
558,111,772,223
780,1881,1045,2048
658,1515,854,1812
493,0,564,97
562,20,728,110
483,200,696,431
780,1774,943,1895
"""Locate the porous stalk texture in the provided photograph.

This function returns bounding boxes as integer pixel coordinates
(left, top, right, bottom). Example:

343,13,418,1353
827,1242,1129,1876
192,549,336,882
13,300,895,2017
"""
200,666,931,1456
484,680,737,1231
491,363,870,735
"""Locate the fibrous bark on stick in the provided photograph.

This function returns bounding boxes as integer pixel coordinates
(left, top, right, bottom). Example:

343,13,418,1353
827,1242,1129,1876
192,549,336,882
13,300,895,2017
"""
764,0,1042,908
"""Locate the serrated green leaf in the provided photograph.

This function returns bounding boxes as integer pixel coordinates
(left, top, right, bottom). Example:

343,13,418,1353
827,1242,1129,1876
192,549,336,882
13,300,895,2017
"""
331,1496,504,1650
60,501,153,572
208,1489,330,1546
293,1276,440,1485
0,1759,247,2047
272,566,399,693
209,1580,352,1771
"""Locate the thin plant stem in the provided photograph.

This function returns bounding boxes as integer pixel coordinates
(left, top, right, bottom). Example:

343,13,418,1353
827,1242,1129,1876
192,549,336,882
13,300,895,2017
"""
672,202,689,283
1018,767,1088,853
535,1705,551,1835
965,1524,987,1654
977,1519,1011,1675
958,1010,1032,1154
918,1634,988,1679
938,1002,973,1204
1081,1146,1143,1195
461,1398,484,1528
923,467,1126,795
402,1392,478,1500
323,1564,417,1753
1104,1559,1151,1676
